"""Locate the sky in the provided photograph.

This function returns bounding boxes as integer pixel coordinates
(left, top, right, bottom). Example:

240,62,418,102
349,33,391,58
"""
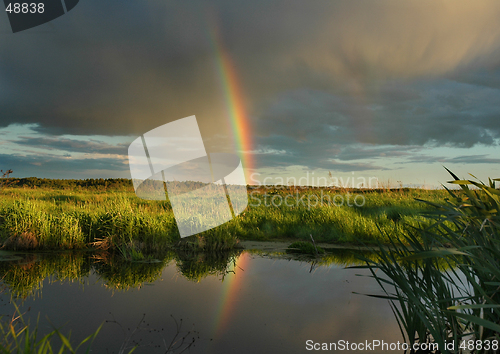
1,0,499,188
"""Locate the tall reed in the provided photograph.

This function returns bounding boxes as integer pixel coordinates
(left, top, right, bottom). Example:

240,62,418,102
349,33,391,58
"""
356,169,500,352
0,303,104,354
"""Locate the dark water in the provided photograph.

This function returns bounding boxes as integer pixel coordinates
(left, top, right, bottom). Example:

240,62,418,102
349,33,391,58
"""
0,250,403,353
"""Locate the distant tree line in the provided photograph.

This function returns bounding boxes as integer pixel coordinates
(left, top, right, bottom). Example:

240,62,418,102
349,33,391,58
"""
0,177,243,191
1,169,252,191
1,177,134,191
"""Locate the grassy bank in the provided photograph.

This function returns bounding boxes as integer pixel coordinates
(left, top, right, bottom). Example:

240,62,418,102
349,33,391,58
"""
0,181,449,253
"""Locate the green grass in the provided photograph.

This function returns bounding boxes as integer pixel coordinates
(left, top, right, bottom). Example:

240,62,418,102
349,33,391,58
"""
0,189,179,253
230,186,447,244
0,185,449,254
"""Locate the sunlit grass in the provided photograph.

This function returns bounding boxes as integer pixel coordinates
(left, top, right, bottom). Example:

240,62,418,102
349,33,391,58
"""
0,186,450,254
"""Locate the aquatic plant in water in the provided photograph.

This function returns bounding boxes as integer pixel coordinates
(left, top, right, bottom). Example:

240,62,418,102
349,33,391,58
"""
287,241,325,255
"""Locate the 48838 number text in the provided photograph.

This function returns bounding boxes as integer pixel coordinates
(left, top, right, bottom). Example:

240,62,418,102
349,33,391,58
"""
5,3,45,14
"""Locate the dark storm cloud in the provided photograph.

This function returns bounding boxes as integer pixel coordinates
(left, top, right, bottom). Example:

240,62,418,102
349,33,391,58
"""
2,0,500,141
13,136,128,155
449,67,500,91
256,79,500,152
251,77,500,169
0,0,225,137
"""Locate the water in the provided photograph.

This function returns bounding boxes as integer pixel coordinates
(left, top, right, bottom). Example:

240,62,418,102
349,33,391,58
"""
0,250,403,353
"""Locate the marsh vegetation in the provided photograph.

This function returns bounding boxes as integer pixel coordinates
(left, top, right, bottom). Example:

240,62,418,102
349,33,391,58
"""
1,171,499,353
357,170,500,353
0,177,449,257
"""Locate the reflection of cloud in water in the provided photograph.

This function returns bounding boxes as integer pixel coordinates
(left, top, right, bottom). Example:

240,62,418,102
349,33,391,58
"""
0,251,402,353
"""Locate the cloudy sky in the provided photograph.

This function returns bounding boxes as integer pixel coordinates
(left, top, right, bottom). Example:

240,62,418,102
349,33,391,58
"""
1,0,499,187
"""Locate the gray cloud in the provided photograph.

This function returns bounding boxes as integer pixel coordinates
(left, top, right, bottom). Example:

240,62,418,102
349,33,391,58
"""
251,135,390,171
256,79,500,151
400,154,500,165
252,77,500,169
12,136,128,155
336,145,420,161
446,155,500,164
327,160,390,172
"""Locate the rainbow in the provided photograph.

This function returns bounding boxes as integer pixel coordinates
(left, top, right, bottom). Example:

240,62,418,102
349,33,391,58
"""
212,252,251,338
206,19,253,340
208,23,254,179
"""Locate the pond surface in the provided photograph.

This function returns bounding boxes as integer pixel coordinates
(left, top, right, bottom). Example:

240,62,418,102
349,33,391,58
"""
0,250,404,353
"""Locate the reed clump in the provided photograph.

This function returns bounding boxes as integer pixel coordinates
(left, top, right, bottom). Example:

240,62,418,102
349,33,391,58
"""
357,168,500,353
